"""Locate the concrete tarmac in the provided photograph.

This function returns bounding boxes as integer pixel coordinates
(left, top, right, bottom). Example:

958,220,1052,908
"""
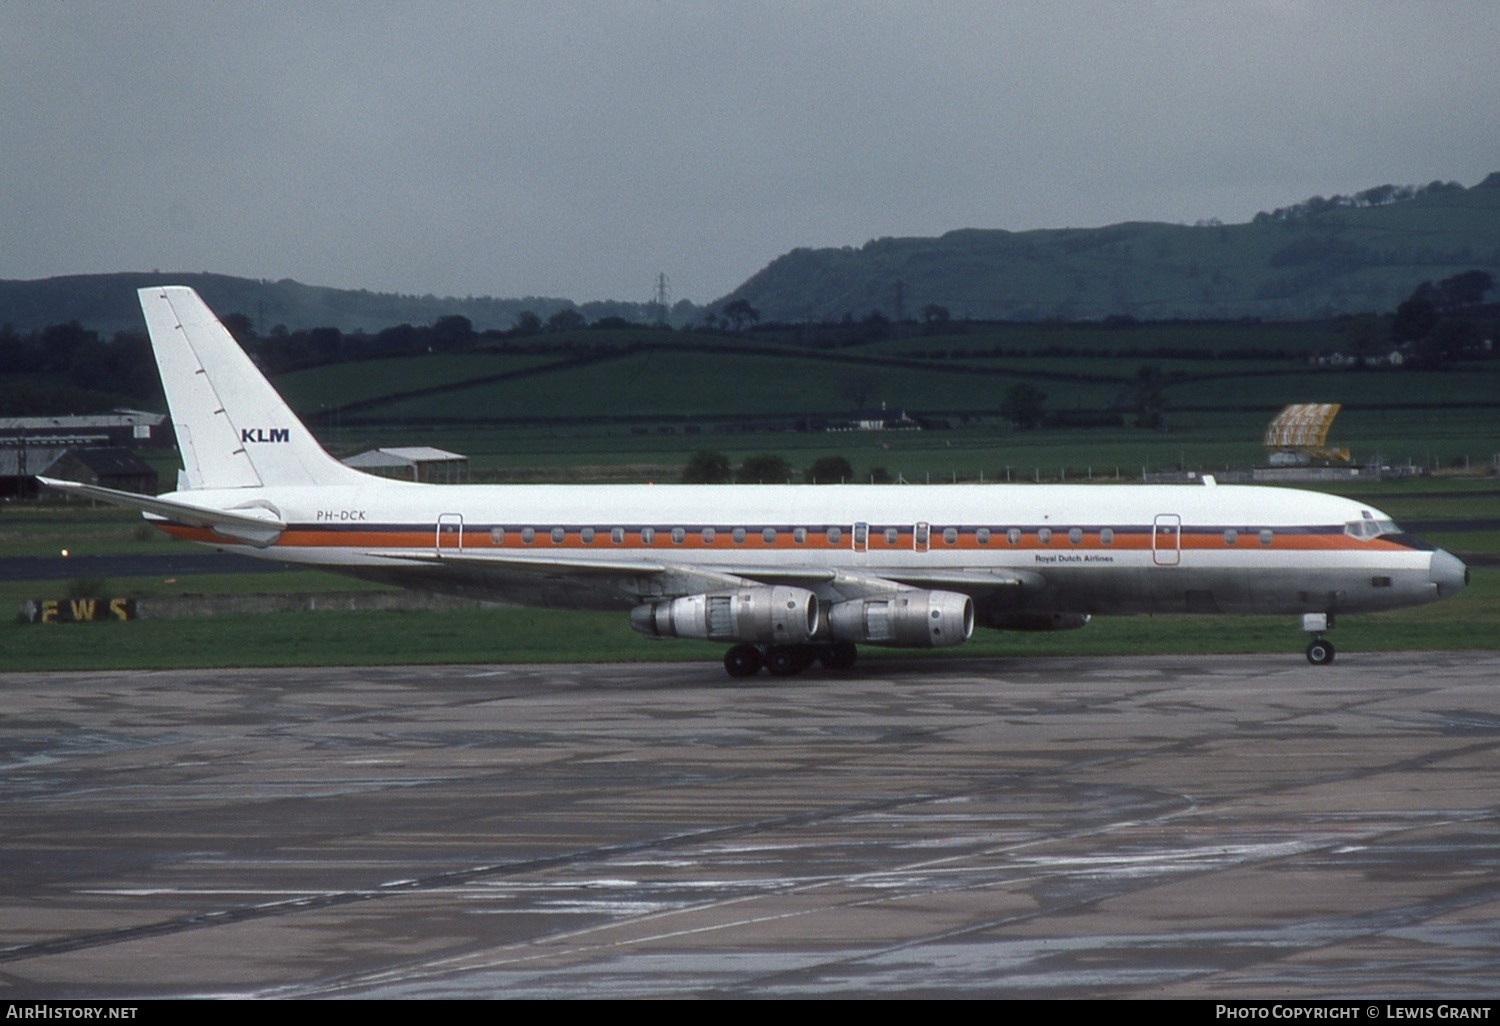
2,653,1498,998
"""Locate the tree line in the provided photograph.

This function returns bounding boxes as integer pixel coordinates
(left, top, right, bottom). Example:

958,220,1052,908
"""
681,452,891,485
1253,180,1465,224
4,268,1491,418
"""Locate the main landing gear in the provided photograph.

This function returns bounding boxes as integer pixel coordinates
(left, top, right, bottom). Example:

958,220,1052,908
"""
1302,612,1335,666
723,641,858,678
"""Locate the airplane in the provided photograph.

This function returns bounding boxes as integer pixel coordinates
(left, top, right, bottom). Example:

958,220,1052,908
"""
41,286,1469,676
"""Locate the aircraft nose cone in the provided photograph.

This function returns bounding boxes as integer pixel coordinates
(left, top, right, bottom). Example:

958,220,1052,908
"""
1431,549,1469,599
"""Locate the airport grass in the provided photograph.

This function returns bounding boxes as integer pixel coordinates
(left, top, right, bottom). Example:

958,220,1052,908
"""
0,507,181,557
0,571,395,611
273,351,559,410
314,400,1499,484
4,568,1496,674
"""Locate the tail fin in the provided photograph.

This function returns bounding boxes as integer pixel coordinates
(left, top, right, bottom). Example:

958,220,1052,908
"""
140,286,364,490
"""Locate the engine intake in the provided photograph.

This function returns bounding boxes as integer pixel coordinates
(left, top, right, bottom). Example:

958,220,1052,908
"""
630,586,820,644
827,590,974,648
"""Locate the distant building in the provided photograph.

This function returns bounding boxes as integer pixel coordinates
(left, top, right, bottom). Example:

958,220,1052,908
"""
343,446,469,483
0,410,170,448
42,447,160,495
0,442,69,498
828,405,920,432
3,445,159,499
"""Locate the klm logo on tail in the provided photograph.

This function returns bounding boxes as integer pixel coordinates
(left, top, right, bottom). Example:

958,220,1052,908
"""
241,428,290,443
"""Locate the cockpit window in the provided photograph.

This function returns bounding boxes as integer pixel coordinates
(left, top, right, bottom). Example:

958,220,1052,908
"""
1344,516,1401,541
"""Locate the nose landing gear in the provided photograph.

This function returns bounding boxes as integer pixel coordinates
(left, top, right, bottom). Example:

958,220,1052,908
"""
1305,637,1336,665
1302,612,1336,666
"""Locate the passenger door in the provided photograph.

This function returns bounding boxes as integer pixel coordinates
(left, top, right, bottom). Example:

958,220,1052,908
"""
1152,513,1181,566
436,513,464,555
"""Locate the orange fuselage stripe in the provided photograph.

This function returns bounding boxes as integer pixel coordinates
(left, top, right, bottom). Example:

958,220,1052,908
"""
158,523,1407,555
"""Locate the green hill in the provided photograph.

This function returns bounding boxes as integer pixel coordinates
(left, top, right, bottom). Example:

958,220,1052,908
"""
0,272,662,335
717,175,1500,323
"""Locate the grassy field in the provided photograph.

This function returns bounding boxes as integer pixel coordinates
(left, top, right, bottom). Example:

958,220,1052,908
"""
248,325,1500,483
272,351,562,409
331,419,1497,487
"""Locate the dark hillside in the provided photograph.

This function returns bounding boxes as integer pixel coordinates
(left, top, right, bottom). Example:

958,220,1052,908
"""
717,175,1500,323
0,273,657,335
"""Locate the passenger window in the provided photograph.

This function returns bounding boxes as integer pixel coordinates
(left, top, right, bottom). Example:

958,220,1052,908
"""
828,526,842,545
1224,529,1237,545
1100,528,1114,545
671,527,685,544
942,527,958,545
702,527,716,543
976,528,990,545
611,527,624,544
641,527,655,544
1259,529,1274,546
793,527,807,544
550,527,565,544
1007,528,1021,545
762,527,777,543
490,527,505,545
733,527,746,544
1068,527,1082,545
884,527,899,545
580,527,594,544
1037,528,1052,545
521,527,536,544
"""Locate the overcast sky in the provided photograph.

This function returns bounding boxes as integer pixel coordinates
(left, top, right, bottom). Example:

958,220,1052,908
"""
3,2,1496,306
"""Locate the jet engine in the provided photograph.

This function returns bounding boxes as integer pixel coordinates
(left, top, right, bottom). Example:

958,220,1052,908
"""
826,590,974,648
630,586,820,645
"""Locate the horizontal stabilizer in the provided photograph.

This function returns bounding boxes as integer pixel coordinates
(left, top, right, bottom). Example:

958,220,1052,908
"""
37,477,285,547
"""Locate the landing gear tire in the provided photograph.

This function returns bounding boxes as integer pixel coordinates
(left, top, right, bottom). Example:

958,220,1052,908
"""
765,646,805,677
724,644,763,678
1305,638,1336,666
819,641,858,670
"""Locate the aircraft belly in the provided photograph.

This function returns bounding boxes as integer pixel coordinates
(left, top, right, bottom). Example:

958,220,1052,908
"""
994,561,1439,617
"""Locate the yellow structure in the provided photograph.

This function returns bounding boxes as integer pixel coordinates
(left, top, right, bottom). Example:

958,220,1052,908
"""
1263,403,1351,465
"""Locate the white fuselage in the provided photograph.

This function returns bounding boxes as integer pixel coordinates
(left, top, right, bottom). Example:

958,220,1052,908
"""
158,479,1464,620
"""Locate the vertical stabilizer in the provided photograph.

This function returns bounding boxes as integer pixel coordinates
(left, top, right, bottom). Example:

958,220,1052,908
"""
140,286,364,490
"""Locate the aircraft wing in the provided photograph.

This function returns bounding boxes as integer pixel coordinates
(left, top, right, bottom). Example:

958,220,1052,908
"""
374,548,1038,603
369,548,753,600
36,477,286,546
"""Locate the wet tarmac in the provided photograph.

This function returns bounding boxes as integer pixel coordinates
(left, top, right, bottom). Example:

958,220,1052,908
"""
1,653,1498,998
